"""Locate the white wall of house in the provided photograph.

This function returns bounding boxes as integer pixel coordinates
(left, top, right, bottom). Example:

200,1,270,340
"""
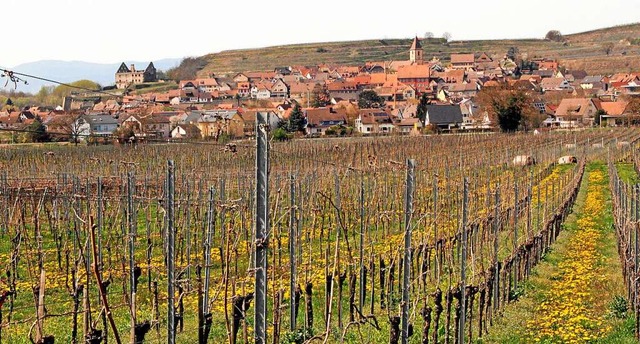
171,126,186,138
256,90,271,99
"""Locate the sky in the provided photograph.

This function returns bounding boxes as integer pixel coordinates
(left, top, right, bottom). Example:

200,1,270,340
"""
3,0,640,67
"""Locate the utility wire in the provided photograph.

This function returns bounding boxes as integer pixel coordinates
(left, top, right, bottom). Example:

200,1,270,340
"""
1,68,123,98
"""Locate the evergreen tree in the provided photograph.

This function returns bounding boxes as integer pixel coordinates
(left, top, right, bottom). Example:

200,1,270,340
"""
494,93,530,132
25,118,50,143
594,109,607,126
358,90,384,109
287,103,306,132
416,93,429,123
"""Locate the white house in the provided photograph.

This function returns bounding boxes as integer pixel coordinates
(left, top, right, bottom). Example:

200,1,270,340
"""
355,110,395,134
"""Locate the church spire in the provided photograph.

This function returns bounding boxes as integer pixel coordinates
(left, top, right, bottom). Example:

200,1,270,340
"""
409,36,423,64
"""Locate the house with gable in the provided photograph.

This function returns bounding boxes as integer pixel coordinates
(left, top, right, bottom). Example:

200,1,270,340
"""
540,78,573,92
142,115,172,139
270,79,290,98
620,80,640,96
450,54,475,70
233,73,249,83
355,109,395,134
551,98,599,128
397,64,432,94
183,109,245,139
424,104,464,130
171,124,201,139
251,83,272,99
180,78,219,93
599,101,630,126
536,59,559,71
83,114,119,136
304,107,348,136
327,81,361,101
579,76,607,91
394,117,423,134
438,83,479,101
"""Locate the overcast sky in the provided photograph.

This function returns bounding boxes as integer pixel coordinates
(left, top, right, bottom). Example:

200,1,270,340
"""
3,0,639,67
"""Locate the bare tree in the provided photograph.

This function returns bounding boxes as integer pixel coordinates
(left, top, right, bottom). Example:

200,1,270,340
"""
603,42,615,55
60,114,86,146
442,32,452,42
545,30,564,42
424,32,434,39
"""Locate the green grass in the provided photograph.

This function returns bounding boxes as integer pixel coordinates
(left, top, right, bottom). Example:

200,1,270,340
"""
480,162,635,343
616,163,639,184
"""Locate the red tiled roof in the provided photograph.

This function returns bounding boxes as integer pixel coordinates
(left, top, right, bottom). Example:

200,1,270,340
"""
600,101,629,116
397,65,431,79
451,54,474,64
304,107,347,126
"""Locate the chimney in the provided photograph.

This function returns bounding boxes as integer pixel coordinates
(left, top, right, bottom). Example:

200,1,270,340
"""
130,64,135,72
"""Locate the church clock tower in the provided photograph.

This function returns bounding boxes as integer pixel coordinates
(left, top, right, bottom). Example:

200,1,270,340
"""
409,36,423,64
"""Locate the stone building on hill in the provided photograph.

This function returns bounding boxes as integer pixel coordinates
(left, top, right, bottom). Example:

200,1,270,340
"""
115,62,157,89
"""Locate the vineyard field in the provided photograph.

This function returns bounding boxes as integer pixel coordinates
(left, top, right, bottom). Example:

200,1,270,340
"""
0,129,639,343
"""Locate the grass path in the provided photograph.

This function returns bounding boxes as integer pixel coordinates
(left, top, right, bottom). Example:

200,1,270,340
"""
480,162,635,343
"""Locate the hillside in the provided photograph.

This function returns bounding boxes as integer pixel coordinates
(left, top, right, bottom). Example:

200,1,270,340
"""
192,23,640,77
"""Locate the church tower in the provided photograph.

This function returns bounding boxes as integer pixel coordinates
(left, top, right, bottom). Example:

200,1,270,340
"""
409,36,423,64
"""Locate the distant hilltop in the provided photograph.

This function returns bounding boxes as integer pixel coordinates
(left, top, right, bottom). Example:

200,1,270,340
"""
174,23,640,78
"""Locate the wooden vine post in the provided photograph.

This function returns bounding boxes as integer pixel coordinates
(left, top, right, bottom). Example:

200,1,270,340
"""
167,160,176,344
254,111,270,344
401,159,415,344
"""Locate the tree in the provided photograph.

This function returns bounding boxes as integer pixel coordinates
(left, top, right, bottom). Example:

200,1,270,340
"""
50,80,100,106
24,118,50,143
545,30,564,42
114,126,135,144
475,86,539,132
442,32,452,42
625,96,640,126
506,47,520,61
272,127,291,141
603,42,615,55
5,98,13,106
358,90,384,109
310,83,330,108
424,32,434,39
416,93,429,124
166,56,209,82
594,109,607,126
60,114,86,145
285,103,306,133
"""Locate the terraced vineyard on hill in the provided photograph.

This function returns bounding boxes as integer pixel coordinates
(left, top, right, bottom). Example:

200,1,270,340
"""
190,23,640,76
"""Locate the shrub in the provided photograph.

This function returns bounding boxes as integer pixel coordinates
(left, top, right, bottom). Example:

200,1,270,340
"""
608,295,628,319
284,328,314,344
272,127,291,141
545,30,565,42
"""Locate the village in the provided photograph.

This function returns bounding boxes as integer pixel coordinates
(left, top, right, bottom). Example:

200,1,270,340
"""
1,36,639,143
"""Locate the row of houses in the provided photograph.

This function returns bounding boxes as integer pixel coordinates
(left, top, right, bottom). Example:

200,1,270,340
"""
543,97,638,128
13,37,636,143
1,100,487,141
